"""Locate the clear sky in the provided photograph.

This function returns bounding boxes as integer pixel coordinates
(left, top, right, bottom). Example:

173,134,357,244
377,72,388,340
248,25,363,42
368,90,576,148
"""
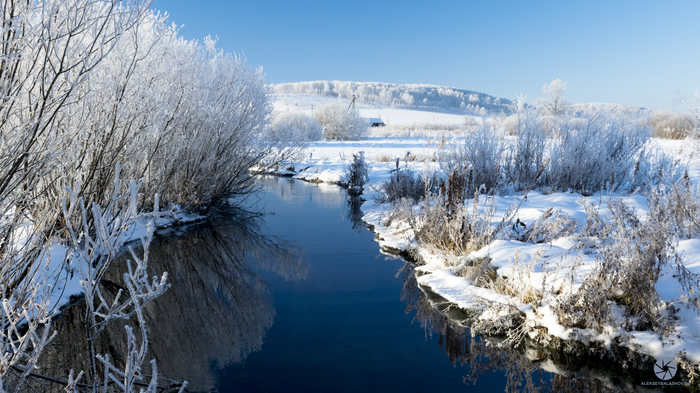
151,0,700,112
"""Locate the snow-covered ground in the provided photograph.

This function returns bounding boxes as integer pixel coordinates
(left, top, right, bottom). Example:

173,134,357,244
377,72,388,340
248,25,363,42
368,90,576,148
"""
47,208,207,313
42,92,697,377
273,93,478,127
266,131,700,372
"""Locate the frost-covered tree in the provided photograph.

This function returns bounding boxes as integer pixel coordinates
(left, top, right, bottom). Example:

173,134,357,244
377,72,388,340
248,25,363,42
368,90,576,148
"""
314,104,368,140
540,79,570,117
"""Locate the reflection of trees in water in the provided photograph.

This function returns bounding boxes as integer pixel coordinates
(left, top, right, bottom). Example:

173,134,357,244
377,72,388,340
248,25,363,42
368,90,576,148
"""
344,195,365,232
397,263,655,393
36,211,306,392
264,176,346,207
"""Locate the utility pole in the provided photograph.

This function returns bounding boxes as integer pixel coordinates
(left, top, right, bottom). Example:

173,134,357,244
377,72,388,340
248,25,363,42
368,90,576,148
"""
348,95,356,111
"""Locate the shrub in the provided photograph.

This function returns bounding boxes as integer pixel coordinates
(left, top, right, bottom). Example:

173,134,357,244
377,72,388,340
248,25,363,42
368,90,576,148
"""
439,122,504,194
402,175,520,257
268,112,323,142
263,112,321,164
555,193,700,334
666,174,700,239
314,104,368,140
374,169,434,204
343,151,369,195
686,92,700,154
628,145,686,192
503,101,548,190
545,111,650,194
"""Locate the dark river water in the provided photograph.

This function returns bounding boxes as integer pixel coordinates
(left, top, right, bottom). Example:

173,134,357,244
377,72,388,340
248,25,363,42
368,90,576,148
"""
36,177,659,392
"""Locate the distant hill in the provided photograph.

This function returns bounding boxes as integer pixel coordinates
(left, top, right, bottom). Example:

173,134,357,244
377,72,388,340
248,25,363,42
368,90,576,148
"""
270,81,513,116
569,102,651,117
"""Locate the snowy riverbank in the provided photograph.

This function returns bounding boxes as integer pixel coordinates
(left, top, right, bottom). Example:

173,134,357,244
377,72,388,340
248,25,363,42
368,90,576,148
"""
266,136,700,373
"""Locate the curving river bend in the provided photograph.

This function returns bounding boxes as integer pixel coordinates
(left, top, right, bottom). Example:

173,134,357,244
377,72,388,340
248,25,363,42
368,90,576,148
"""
36,177,652,392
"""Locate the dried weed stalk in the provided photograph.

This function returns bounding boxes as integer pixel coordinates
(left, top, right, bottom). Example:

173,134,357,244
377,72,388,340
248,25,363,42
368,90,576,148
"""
556,192,700,336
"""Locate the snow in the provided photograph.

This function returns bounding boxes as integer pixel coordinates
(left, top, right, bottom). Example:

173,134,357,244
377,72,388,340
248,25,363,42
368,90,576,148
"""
30,88,699,372
45,208,207,314
261,114,700,368
273,94,476,127
271,81,513,116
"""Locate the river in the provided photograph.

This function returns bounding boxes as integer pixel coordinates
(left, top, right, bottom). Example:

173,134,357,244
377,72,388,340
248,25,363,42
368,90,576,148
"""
35,176,652,392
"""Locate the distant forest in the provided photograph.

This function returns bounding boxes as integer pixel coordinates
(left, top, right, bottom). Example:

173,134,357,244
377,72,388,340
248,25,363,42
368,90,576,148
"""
271,81,514,115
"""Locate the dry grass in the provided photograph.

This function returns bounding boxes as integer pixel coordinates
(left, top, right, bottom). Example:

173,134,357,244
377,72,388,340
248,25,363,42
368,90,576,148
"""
649,112,694,139
454,256,497,286
490,250,544,305
369,123,468,137
374,152,433,163
516,208,578,244
425,136,447,149
397,171,521,257
374,154,396,162
551,191,700,334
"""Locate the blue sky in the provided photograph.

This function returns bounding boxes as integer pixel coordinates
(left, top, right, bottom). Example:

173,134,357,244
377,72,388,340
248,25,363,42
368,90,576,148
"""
152,0,700,111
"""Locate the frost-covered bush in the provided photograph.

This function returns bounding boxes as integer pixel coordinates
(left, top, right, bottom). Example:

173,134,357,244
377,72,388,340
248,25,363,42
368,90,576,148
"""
546,112,650,194
439,122,504,194
343,152,369,194
314,104,368,140
498,103,657,194
264,112,322,164
268,112,323,142
61,173,177,392
555,194,699,334
687,92,700,155
0,3,273,215
627,145,686,192
0,0,273,389
401,175,519,257
666,175,700,239
503,100,549,190
125,37,272,210
374,169,433,204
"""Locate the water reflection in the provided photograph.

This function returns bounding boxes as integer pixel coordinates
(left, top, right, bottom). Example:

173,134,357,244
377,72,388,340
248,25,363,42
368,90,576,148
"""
397,263,658,393
272,176,346,207
37,210,305,392
344,195,365,232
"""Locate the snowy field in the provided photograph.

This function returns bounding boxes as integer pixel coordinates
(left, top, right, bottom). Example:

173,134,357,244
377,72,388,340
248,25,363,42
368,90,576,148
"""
267,130,700,372
273,93,479,128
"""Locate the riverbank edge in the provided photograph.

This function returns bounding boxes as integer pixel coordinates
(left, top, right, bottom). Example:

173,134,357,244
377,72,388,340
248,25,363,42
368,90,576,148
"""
263,167,700,385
